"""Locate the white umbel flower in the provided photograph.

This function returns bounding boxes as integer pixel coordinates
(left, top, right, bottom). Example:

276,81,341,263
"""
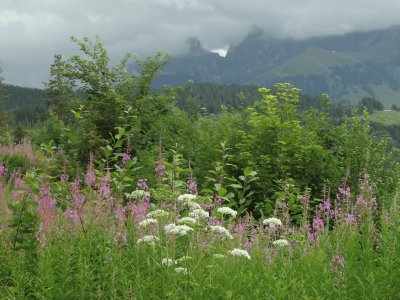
182,201,202,210
189,209,209,219
136,235,159,246
139,218,158,227
177,217,198,225
263,217,282,228
229,248,251,259
209,225,233,239
217,207,237,218
147,209,170,219
164,223,194,236
162,258,176,266
272,239,289,247
177,194,197,202
127,190,150,199
174,267,188,275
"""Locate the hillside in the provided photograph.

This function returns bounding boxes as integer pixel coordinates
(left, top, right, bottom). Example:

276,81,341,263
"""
156,26,400,107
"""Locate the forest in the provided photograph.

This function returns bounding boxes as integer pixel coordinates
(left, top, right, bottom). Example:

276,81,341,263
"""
0,37,399,299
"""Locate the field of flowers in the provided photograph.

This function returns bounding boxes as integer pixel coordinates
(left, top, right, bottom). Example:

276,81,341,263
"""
0,141,400,299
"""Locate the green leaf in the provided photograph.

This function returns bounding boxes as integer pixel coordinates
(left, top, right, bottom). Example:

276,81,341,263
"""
228,184,243,189
243,167,253,177
118,127,126,136
218,187,227,196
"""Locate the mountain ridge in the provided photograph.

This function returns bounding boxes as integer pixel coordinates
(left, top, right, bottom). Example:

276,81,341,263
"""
155,26,400,107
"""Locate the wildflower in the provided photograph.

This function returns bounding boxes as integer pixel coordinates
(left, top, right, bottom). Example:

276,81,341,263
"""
137,235,160,246
98,175,111,201
187,180,198,195
64,209,79,220
344,214,357,224
85,171,95,187
139,218,158,227
127,190,150,200
155,160,166,178
263,217,282,228
213,254,225,259
162,258,176,266
189,209,209,219
115,232,128,245
330,255,345,277
214,195,223,206
272,239,289,247
174,267,188,275
183,201,202,209
147,209,170,219
60,173,69,182
164,223,194,236
137,179,148,191
301,194,310,205
229,248,251,259
0,165,7,176
217,207,237,218
209,225,233,239
177,194,197,202
182,201,201,210
177,217,198,225
121,152,131,167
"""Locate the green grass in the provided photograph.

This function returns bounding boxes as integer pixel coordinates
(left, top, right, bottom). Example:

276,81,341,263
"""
370,110,400,126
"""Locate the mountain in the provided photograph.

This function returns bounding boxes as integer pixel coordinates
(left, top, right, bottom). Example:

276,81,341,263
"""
155,26,400,107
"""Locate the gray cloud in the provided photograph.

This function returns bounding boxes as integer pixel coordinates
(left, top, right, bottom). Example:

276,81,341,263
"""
1,0,400,87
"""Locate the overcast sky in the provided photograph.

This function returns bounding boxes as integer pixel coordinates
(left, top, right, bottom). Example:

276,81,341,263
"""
2,0,400,88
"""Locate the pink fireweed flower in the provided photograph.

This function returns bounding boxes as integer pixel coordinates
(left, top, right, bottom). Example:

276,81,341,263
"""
214,195,223,206
64,209,79,220
121,152,131,167
36,193,57,231
330,255,345,275
344,214,357,224
187,179,198,195
301,194,310,205
137,179,148,191
98,175,111,203
60,173,69,182
15,177,24,188
0,165,7,176
128,197,151,224
85,171,95,187
155,160,166,178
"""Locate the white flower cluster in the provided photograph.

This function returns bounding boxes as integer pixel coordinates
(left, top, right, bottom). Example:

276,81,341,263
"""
177,217,198,225
174,267,188,275
177,194,197,202
263,217,282,228
182,201,202,210
147,209,170,219
217,207,238,218
162,258,176,266
164,223,194,236
189,209,209,219
209,225,233,239
127,190,150,199
136,235,159,246
139,218,158,227
229,248,251,259
272,239,289,247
